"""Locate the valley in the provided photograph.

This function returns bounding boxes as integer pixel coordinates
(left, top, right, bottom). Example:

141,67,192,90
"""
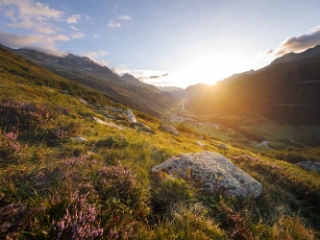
0,44,320,239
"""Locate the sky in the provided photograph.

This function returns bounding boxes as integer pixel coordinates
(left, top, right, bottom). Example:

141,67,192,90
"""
1,0,320,88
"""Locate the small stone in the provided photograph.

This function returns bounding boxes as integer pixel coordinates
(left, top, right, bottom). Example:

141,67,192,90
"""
296,161,320,172
196,141,205,147
159,124,179,136
219,143,227,150
71,136,87,142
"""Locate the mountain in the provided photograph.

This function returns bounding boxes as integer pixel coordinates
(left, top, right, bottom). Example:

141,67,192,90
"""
157,86,184,93
271,44,320,65
180,46,320,125
11,47,179,117
2,42,320,239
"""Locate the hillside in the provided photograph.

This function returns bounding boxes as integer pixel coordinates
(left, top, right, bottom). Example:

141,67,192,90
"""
0,43,320,239
181,46,320,126
11,47,179,117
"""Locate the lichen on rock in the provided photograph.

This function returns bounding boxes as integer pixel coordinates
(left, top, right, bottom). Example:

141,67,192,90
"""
151,152,263,198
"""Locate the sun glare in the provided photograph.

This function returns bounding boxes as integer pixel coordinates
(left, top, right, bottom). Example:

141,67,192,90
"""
175,52,252,88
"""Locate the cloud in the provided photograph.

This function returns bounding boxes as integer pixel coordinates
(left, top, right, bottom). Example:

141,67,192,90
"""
274,26,320,55
266,49,273,54
70,25,80,31
71,32,85,39
108,20,121,28
0,0,63,19
118,15,131,20
0,0,64,34
81,50,109,66
311,26,320,32
85,50,109,58
92,34,99,38
0,31,67,57
51,34,69,41
66,14,81,24
111,68,121,75
148,73,169,79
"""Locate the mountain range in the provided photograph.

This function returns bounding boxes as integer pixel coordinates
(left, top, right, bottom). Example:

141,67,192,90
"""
178,45,320,125
11,47,178,117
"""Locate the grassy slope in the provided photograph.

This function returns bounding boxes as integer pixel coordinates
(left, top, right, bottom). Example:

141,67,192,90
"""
0,47,320,239
13,48,179,117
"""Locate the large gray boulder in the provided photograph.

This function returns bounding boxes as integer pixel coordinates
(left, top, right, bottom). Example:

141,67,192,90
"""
151,152,263,198
296,161,320,172
159,124,179,136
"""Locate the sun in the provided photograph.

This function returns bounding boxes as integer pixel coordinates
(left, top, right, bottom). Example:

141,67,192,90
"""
176,52,252,87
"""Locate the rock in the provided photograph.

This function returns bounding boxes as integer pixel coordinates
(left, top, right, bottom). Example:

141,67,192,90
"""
219,143,228,150
71,136,87,142
78,98,88,104
103,106,123,113
138,126,156,134
104,114,117,120
159,124,179,136
296,161,320,172
131,122,155,134
61,90,70,95
123,109,137,123
93,117,123,130
132,122,145,128
151,152,263,198
196,140,205,147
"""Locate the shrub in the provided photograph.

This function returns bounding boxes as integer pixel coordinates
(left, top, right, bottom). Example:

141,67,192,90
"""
51,192,103,240
272,216,316,240
94,162,149,239
0,131,21,158
95,135,129,149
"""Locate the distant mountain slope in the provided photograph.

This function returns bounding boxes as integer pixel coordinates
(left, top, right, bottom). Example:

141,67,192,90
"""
271,44,320,65
157,86,184,93
181,46,320,125
11,47,178,116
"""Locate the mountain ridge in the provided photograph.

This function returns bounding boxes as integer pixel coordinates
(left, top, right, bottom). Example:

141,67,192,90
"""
9,46,179,117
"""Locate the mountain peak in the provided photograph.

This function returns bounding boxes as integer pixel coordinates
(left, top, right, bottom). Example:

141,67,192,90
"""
271,44,320,65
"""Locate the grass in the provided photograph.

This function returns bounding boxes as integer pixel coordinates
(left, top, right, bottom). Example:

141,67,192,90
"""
0,48,320,239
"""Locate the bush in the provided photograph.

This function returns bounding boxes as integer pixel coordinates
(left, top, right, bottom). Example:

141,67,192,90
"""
51,192,103,240
95,135,129,149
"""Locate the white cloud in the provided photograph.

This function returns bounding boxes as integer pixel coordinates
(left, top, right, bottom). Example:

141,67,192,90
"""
81,50,109,66
84,50,109,58
111,67,121,75
0,31,67,57
118,15,131,21
71,32,85,39
0,0,63,19
67,14,81,24
274,26,320,55
70,25,80,31
51,34,70,41
108,20,121,28
311,26,320,33
0,0,64,34
92,34,99,38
